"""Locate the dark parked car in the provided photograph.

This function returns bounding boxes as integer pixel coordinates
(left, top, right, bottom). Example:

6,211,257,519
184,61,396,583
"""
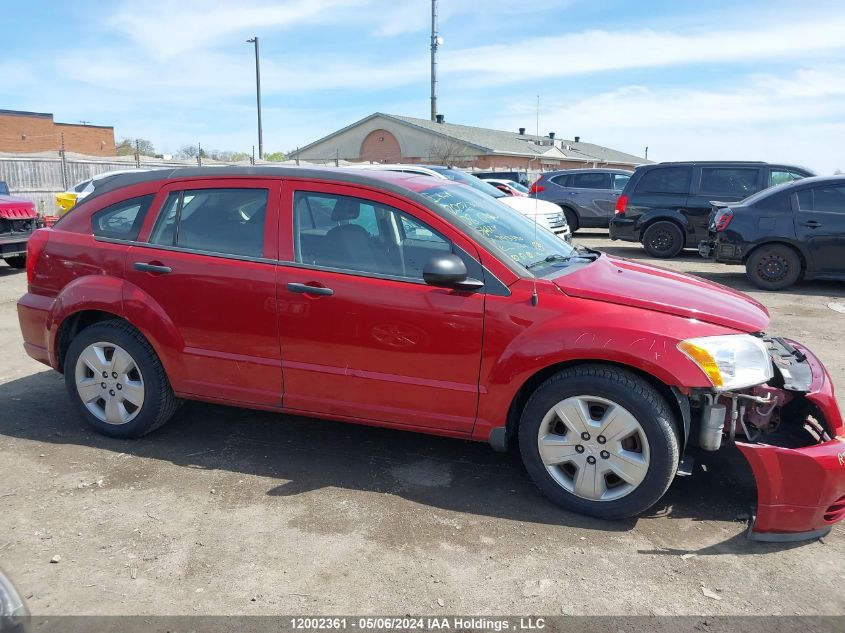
699,176,845,290
473,171,529,187
610,162,814,258
529,168,632,232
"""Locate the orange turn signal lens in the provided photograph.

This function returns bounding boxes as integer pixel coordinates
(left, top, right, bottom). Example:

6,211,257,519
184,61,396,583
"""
677,341,723,388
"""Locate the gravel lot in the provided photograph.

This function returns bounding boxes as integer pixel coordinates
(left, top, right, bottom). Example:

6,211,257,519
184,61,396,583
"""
1,231,844,616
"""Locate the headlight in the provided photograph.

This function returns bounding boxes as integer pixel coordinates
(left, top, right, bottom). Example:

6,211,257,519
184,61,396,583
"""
677,334,772,391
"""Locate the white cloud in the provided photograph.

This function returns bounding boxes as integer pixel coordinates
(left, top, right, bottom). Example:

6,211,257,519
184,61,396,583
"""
108,0,362,60
444,14,845,84
491,66,845,174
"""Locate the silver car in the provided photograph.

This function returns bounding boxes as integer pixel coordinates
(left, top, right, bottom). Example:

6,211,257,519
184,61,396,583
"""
530,168,632,232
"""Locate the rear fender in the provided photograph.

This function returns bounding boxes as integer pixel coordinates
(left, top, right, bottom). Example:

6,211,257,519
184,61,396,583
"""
636,209,691,234
50,276,185,382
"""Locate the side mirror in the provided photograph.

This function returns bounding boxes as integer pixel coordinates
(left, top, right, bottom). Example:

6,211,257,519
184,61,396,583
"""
422,253,484,291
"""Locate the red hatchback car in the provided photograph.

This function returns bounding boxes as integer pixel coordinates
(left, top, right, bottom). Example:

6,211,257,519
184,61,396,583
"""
16,167,845,541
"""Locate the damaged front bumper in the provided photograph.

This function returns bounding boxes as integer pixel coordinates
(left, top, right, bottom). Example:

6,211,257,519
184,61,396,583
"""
735,339,845,541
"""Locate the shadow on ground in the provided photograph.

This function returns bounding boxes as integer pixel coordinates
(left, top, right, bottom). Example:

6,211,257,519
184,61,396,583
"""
0,370,808,554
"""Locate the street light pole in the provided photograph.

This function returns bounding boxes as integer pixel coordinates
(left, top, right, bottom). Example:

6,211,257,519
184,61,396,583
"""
247,36,264,160
430,0,439,121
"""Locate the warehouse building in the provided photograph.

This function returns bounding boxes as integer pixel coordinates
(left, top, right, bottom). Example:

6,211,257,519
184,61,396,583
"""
289,112,647,171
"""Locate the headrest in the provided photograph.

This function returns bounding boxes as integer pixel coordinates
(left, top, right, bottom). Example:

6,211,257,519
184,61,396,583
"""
331,198,360,221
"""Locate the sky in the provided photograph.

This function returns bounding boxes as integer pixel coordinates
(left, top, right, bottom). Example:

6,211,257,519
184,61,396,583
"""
2,0,844,173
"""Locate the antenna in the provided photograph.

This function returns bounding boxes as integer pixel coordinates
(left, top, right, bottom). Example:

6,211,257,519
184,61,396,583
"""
531,94,540,307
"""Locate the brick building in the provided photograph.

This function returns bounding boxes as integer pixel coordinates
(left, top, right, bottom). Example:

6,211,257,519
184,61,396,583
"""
0,109,115,156
290,112,648,171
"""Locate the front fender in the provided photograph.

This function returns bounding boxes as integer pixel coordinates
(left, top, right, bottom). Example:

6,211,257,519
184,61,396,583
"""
473,288,731,441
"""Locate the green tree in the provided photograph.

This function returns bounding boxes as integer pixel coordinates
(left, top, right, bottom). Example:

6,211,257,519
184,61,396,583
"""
115,137,156,156
177,144,206,159
263,151,287,162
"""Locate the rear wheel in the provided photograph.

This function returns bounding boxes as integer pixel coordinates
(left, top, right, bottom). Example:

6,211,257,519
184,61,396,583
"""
518,365,679,519
642,221,684,258
4,255,25,269
746,244,801,290
64,320,177,438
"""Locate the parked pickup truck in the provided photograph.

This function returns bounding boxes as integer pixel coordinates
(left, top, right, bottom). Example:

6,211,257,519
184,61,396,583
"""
0,181,39,268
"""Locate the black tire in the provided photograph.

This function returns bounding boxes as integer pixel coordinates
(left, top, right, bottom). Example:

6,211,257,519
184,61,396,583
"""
518,364,679,519
745,244,802,290
4,255,26,269
560,207,579,233
642,221,684,258
63,319,177,438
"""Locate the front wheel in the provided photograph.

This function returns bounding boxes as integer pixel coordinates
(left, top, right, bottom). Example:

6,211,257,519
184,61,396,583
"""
64,320,177,438
518,365,679,519
4,255,26,269
642,221,684,258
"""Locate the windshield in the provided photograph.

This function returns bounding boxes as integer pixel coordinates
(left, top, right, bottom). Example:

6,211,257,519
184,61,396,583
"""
507,180,529,193
420,185,581,273
425,166,508,199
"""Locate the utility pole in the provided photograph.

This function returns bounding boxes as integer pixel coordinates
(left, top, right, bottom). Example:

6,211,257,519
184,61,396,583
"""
134,138,141,168
252,145,256,165
430,0,439,121
645,146,649,161
197,142,202,167
247,36,264,159
59,132,68,190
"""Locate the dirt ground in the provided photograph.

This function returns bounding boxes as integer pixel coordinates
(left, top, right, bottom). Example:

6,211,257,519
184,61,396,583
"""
1,231,844,616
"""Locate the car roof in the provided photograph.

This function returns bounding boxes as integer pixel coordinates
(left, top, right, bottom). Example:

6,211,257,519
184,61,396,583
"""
76,165,528,279
767,175,845,189
542,168,632,176
349,164,446,177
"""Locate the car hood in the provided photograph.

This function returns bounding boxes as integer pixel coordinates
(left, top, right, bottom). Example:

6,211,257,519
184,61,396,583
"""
553,255,769,332
500,196,561,216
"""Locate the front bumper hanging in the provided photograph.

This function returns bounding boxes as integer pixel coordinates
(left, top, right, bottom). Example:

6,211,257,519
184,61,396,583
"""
735,339,845,541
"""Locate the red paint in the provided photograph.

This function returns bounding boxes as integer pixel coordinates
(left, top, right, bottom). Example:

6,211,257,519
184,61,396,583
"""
14,168,845,537
555,255,770,333
737,341,845,537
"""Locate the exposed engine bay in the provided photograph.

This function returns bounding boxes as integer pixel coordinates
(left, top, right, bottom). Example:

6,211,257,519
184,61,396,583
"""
692,336,833,451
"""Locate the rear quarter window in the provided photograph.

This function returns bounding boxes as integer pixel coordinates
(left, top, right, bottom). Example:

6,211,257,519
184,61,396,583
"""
92,195,154,240
636,167,691,194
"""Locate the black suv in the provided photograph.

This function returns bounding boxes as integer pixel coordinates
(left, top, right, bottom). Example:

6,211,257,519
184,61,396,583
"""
699,176,845,290
609,161,814,258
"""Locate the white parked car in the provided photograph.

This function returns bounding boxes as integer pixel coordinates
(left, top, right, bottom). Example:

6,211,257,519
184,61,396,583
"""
56,168,163,215
351,164,571,242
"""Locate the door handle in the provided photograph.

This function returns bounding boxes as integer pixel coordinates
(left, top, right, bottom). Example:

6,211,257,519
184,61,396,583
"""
801,220,821,228
133,262,172,274
287,282,334,296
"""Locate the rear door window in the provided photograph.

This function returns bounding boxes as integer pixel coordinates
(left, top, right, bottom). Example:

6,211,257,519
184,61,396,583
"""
700,167,759,197
92,195,154,240
572,172,611,189
637,167,691,194
802,185,845,213
149,188,268,257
